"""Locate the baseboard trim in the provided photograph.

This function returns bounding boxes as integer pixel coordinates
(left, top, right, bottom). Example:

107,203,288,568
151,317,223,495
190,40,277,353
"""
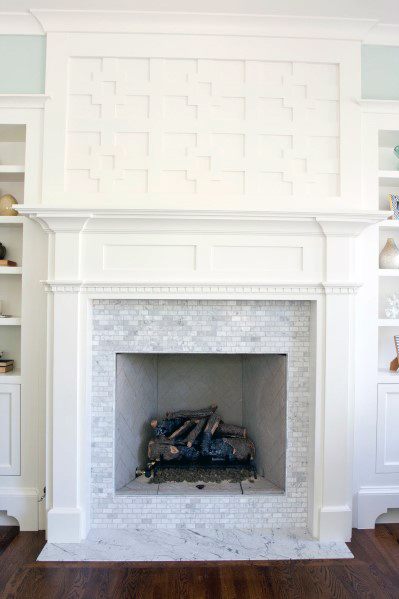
0,488,38,530
47,507,82,543
356,486,399,529
319,506,352,542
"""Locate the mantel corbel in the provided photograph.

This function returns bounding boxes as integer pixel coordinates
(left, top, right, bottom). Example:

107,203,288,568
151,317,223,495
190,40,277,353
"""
17,208,93,234
315,213,390,237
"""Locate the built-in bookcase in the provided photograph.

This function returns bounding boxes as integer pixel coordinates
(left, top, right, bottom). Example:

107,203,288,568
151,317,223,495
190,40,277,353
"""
0,125,25,381
0,97,47,530
377,130,399,382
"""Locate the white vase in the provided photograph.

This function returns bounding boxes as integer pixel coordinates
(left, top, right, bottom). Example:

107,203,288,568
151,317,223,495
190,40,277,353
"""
379,238,399,269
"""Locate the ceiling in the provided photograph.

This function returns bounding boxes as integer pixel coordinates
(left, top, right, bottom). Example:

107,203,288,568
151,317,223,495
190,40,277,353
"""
0,0,398,24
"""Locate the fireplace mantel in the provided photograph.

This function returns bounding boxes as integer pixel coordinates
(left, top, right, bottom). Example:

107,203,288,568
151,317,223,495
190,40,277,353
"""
17,204,388,544
18,206,388,234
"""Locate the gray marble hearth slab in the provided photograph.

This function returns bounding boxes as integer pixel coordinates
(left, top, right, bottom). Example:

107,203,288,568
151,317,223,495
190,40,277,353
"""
37,528,353,562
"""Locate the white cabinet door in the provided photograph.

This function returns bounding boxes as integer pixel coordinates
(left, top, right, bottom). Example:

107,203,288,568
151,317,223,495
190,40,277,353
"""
377,384,399,474
0,384,20,475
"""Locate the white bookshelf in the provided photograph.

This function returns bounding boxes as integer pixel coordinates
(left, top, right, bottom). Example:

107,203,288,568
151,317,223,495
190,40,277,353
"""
0,96,47,530
0,125,25,374
378,127,399,370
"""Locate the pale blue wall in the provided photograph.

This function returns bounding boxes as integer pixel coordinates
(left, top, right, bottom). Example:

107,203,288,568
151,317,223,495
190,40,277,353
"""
362,45,399,100
0,35,45,94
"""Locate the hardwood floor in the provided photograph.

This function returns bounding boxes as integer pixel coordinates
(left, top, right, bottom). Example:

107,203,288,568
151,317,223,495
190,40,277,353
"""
0,525,398,598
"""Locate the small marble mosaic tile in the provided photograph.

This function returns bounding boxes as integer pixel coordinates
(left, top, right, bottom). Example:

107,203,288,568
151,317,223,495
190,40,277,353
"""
91,300,311,529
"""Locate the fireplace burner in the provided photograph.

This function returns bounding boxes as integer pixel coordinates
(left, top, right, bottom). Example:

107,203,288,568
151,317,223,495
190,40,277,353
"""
143,405,257,481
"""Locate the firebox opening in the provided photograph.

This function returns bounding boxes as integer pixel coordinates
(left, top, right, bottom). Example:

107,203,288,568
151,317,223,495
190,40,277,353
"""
115,353,287,496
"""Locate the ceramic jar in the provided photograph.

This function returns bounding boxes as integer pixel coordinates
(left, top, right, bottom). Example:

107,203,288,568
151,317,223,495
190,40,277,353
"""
0,194,18,216
379,238,399,269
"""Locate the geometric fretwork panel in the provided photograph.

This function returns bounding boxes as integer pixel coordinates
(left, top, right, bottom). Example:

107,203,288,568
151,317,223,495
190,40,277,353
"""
66,57,339,197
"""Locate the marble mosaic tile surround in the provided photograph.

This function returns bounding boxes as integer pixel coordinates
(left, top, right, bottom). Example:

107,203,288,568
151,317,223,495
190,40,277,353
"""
91,299,311,529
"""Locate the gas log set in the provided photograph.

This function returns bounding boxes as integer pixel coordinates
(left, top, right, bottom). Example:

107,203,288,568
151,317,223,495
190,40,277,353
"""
145,405,256,479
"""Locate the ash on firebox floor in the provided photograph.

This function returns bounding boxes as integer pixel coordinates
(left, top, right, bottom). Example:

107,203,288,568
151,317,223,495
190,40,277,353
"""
151,465,255,484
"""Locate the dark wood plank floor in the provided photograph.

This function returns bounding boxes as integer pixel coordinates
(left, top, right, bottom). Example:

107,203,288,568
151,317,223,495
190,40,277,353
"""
0,525,398,598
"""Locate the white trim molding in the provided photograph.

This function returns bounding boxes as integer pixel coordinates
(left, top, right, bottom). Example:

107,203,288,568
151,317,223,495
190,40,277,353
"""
359,99,399,115
29,9,375,39
0,12,44,34
0,95,49,110
18,206,389,236
0,488,39,531
357,486,399,529
42,281,362,297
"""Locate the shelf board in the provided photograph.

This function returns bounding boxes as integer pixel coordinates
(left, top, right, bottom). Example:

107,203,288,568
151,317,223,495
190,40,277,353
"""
0,318,21,326
0,266,21,275
379,269,399,277
0,216,23,225
0,165,24,173
379,219,399,229
379,171,399,187
378,319,399,327
0,370,21,384
378,369,399,384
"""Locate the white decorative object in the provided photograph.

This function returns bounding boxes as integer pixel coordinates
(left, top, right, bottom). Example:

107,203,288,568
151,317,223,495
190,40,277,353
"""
385,293,399,319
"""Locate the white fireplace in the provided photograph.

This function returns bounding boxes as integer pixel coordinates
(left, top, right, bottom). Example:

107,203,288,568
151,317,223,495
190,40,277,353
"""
19,206,384,543
9,8,390,544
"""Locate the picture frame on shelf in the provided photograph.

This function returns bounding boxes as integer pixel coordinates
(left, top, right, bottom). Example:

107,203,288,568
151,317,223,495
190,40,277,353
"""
389,194,399,219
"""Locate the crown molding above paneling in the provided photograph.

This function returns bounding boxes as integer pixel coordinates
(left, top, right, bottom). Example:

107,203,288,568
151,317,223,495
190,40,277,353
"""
0,12,44,34
0,10,397,45
29,9,375,40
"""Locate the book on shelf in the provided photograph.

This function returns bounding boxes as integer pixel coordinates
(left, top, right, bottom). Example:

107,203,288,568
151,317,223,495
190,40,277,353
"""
0,359,14,373
0,260,17,266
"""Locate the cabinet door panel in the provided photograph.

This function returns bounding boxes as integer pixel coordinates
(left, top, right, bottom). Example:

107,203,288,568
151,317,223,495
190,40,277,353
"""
377,384,399,474
0,384,20,475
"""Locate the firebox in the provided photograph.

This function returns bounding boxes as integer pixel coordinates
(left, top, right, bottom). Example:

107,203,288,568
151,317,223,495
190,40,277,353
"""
115,353,287,495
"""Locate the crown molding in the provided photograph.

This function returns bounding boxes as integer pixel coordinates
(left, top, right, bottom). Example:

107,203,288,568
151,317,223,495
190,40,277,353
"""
358,99,399,115
0,95,49,109
362,23,399,46
0,12,44,34
0,9,394,44
29,9,378,40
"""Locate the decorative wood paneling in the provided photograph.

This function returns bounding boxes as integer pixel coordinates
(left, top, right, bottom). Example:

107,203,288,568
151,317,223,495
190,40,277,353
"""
377,384,399,474
65,57,339,199
0,384,20,476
